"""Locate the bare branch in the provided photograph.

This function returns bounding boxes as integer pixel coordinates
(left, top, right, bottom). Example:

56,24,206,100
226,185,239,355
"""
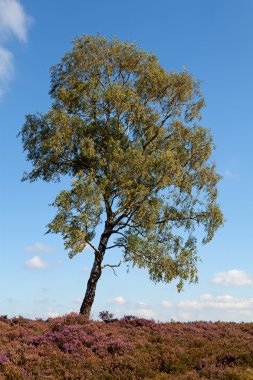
86,241,98,253
125,250,153,266
159,111,173,128
110,230,128,239
112,207,126,218
102,261,122,276
156,212,207,225
142,130,159,151
127,224,147,238
110,193,118,208
115,204,142,228
105,244,126,250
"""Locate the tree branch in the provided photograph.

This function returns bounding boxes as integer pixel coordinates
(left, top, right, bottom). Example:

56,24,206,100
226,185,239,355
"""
110,230,128,239
112,207,139,232
127,223,147,238
142,130,160,150
102,261,122,276
156,212,207,225
86,241,98,253
105,243,127,250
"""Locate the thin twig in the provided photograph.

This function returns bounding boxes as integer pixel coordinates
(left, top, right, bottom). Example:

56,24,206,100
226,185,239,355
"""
110,230,128,239
102,261,122,276
105,244,127,250
86,241,98,252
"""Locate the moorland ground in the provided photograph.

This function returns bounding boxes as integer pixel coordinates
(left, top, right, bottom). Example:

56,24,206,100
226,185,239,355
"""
0,313,252,379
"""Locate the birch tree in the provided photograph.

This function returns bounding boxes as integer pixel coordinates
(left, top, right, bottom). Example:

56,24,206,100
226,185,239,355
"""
20,35,223,317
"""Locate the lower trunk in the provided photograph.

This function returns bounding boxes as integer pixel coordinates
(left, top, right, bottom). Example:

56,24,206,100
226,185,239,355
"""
79,251,103,317
79,230,110,317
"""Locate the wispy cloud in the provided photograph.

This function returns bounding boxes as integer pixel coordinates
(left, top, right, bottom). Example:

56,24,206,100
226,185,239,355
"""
46,310,59,318
0,0,31,96
105,297,155,319
25,242,55,254
161,300,173,308
136,301,148,308
212,269,253,287
82,266,90,273
5,297,17,303
41,288,50,292
108,296,126,305
0,0,30,42
128,307,155,319
161,293,253,322
74,297,82,305
25,256,48,269
178,294,253,310
0,46,13,96
223,169,239,179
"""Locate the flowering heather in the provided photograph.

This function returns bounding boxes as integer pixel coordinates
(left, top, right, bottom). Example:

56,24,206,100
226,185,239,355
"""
0,313,252,379
0,354,8,365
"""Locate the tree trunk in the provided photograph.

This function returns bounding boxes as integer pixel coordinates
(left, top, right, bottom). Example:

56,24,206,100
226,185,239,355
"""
79,228,111,317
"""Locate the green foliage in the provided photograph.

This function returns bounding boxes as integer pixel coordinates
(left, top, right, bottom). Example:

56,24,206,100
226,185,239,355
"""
47,173,103,257
20,34,223,290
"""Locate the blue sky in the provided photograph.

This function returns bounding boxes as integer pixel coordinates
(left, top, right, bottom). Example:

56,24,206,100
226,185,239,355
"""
0,0,253,321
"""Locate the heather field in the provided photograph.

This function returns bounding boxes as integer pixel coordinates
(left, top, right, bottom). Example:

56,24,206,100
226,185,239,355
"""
0,314,252,379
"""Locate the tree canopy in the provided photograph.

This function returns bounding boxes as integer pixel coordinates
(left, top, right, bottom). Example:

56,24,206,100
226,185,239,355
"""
20,35,223,317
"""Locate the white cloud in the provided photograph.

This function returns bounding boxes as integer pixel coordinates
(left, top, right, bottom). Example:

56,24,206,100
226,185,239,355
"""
159,293,253,322
104,292,253,323
25,256,48,269
46,311,59,318
136,301,148,308
212,269,253,287
178,294,253,310
74,297,82,305
199,294,213,301
66,309,77,315
128,307,155,319
169,294,253,322
161,300,173,308
82,266,90,273
0,0,31,96
109,296,126,305
25,242,55,254
178,299,203,309
0,0,31,42
224,169,239,179
0,46,13,95
104,298,155,320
